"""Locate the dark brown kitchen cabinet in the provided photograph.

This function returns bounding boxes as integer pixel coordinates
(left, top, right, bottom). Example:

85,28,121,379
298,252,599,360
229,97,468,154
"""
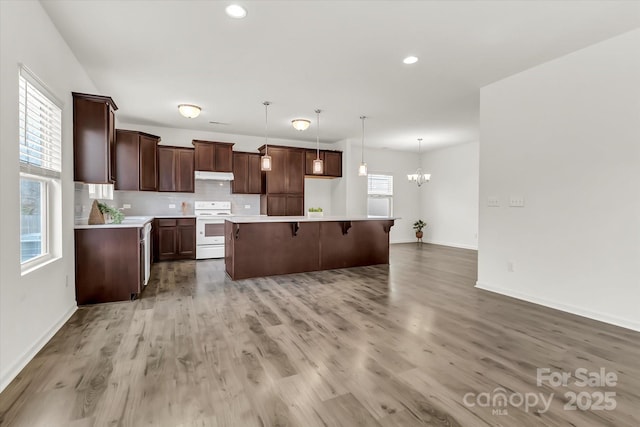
115,130,160,191
157,146,194,193
193,140,234,172
72,92,118,184
258,146,305,216
305,149,342,177
75,227,143,304
154,218,196,261
232,152,262,194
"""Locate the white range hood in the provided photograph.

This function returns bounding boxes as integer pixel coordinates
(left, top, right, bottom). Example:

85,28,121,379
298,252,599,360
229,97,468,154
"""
194,171,234,181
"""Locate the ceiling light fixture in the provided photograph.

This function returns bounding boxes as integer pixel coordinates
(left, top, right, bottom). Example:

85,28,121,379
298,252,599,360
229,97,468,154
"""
225,4,247,19
291,118,311,131
261,101,272,171
358,116,368,176
313,109,323,175
178,104,201,119
407,138,431,186
403,56,419,65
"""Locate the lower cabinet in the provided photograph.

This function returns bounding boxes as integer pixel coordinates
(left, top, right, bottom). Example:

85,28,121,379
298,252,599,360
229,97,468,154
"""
154,218,196,261
75,227,143,305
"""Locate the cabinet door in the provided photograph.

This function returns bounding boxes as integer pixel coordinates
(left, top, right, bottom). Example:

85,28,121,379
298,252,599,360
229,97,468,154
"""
157,226,177,260
286,149,305,193
194,142,215,171
324,151,342,177
247,153,262,194
215,144,233,172
114,130,139,191
73,96,111,184
139,135,158,191
177,223,196,258
286,195,304,216
267,195,287,216
265,148,287,193
157,147,176,191
232,152,248,193
176,149,195,193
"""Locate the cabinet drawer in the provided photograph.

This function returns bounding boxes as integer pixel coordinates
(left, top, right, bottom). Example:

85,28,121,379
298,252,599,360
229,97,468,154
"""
157,219,177,227
177,218,195,226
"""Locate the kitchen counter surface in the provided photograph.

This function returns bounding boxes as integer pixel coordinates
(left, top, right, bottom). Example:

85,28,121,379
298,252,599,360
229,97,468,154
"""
226,215,397,224
74,216,154,229
152,214,197,218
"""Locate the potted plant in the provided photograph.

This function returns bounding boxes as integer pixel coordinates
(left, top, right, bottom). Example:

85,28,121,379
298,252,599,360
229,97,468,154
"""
308,207,323,218
413,219,426,240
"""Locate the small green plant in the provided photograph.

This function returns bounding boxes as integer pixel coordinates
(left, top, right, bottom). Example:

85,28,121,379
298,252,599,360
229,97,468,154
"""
308,207,323,212
413,220,426,232
98,201,124,224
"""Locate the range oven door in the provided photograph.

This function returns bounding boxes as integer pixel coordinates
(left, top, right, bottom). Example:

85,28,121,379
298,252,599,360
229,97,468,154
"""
196,218,225,259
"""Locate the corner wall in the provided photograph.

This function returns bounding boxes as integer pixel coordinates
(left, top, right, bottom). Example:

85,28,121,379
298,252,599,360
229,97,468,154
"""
478,29,640,331
0,0,99,391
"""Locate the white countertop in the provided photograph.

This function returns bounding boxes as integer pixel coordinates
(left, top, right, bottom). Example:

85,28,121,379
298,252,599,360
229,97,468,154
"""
74,216,154,229
226,215,397,224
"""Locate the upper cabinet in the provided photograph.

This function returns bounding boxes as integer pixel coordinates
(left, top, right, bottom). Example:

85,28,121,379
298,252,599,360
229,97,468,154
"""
115,130,160,191
259,146,305,216
305,149,342,178
72,92,118,184
193,140,234,172
158,146,195,193
232,152,262,194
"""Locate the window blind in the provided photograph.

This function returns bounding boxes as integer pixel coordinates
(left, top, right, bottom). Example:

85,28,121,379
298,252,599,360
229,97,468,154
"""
19,66,62,179
367,174,393,196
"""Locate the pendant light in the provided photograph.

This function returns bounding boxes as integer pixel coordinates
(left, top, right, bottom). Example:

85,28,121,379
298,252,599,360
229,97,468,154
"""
358,116,368,176
313,109,324,174
261,101,272,171
407,138,431,186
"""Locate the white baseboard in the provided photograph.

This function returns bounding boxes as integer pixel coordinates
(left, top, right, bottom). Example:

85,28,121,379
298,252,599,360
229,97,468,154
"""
390,238,418,244
426,239,478,250
0,304,77,392
475,281,640,332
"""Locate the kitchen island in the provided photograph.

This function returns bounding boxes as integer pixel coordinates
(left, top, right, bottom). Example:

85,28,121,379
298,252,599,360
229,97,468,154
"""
224,216,395,280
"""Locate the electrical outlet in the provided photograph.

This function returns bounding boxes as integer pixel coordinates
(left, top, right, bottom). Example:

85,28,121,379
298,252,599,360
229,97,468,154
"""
507,261,515,272
244,204,251,209
65,275,69,288
82,205,87,212
487,196,500,207
509,196,525,207
123,204,131,209
169,204,176,209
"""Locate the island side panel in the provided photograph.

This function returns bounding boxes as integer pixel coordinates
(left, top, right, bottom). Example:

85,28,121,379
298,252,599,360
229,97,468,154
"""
226,221,321,280
224,220,235,279
319,220,394,270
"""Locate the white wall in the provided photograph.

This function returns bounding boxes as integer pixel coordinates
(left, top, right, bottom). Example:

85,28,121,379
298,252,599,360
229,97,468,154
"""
0,0,99,391
346,143,421,243
421,142,479,249
478,29,640,331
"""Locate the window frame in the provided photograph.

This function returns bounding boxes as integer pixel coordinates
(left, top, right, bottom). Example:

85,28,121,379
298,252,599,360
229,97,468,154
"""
18,64,63,274
367,173,394,218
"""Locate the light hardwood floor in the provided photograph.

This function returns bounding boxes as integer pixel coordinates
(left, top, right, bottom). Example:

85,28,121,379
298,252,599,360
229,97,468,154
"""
1,244,639,426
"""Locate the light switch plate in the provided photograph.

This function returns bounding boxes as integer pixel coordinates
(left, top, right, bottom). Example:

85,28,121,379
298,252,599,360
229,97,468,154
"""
509,196,525,207
169,204,176,209
487,196,500,207
123,204,131,209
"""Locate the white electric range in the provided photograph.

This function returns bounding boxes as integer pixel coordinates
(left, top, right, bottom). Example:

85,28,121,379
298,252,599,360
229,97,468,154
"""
194,201,233,259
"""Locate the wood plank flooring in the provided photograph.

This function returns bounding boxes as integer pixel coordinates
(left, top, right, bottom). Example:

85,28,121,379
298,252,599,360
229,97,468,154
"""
1,243,639,426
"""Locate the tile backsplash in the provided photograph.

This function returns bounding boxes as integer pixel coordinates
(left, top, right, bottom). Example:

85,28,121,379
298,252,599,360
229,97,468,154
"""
75,181,260,221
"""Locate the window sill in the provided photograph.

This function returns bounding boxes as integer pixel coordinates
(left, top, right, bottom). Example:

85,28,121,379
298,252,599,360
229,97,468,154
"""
21,255,60,276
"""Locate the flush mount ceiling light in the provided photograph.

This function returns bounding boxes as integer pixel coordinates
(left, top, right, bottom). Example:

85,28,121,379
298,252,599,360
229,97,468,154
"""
358,116,368,176
225,4,247,18
261,101,272,171
178,104,201,119
407,138,431,186
291,118,311,131
403,56,419,65
313,109,323,175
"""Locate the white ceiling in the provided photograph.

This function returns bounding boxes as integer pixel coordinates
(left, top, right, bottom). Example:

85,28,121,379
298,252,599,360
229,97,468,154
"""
41,0,640,151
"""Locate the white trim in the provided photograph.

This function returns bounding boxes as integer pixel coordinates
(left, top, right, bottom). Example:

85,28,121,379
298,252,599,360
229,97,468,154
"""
475,281,640,332
0,304,77,393
425,239,478,250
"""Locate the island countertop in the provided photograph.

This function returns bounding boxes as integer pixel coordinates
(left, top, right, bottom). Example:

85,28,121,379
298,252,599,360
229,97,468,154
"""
226,215,398,223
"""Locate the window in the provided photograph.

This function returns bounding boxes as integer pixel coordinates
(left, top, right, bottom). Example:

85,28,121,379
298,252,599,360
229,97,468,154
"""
367,173,393,217
19,65,62,271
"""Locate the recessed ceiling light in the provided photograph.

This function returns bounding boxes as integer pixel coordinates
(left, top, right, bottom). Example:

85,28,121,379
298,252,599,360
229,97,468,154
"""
225,4,247,19
403,56,419,65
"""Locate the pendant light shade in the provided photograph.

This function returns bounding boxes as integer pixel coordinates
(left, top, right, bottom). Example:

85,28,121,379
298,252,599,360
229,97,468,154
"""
407,138,431,186
261,101,272,171
358,116,368,176
313,109,324,175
